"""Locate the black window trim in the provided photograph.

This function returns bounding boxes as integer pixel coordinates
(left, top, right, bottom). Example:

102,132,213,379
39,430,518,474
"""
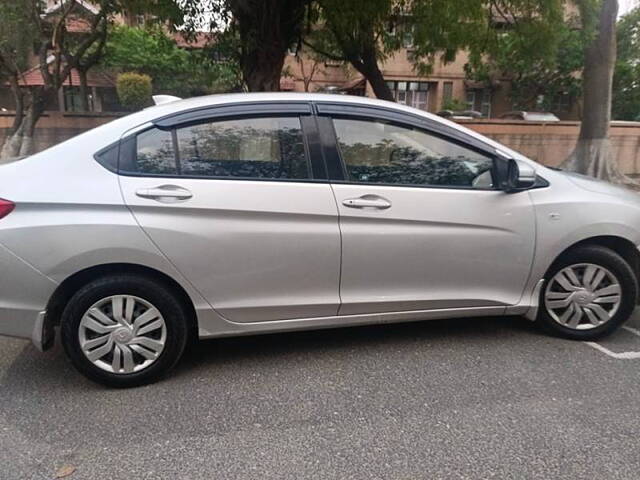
117,106,328,183
314,102,498,155
152,101,313,129
314,102,502,191
94,100,549,191
93,141,120,173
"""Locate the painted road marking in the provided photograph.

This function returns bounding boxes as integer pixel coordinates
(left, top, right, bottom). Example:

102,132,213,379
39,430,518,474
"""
584,326,640,359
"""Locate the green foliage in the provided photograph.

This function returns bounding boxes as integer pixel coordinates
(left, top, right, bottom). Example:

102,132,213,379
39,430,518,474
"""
103,25,240,96
0,0,40,77
116,72,152,111
178,0,311,91
613,6,640,120
441,98,468,112
308,0,567,100
465,1,577,112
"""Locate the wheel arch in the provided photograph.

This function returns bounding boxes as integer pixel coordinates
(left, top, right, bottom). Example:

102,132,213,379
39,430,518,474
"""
548,236,640,298
45,263,199,344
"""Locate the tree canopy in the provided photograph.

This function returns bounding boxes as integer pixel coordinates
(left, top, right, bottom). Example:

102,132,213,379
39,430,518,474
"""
466,2,582,113
305,0,567,101
178,0,311,92
0,0,192,159
102,25,241,97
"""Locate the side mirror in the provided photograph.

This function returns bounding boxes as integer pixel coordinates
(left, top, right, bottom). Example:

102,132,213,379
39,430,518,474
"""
504,159,536,193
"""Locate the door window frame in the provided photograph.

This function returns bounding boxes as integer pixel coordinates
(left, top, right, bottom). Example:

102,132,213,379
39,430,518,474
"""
102,102,331,183
313,102,502,191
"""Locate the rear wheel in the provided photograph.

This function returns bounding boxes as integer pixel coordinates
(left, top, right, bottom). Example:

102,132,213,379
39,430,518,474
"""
60,274,189,387
538,245,638,340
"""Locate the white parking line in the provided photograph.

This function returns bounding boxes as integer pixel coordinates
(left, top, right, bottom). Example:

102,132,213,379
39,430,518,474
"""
623,325,640,337
584,326,640,359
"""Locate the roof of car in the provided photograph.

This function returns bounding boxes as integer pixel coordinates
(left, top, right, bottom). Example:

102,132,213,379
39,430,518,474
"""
143,92,432,121
119,92,469,138
37,92,541,169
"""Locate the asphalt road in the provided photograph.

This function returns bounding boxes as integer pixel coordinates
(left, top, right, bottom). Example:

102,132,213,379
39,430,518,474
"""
2,312,640,480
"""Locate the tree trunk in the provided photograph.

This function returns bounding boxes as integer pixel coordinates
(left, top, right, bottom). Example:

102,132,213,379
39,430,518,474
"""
561,0,636,187
8,75,24,135
231,0,307,92
354,61,394,101
242,54,286,92
0,76,26,161
0,88,49,161
350,44,394,101
0,121,26,161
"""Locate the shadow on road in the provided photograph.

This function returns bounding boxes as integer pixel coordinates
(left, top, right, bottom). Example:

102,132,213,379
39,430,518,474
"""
0,314,581,468
1,315,542,393
179,315,541,372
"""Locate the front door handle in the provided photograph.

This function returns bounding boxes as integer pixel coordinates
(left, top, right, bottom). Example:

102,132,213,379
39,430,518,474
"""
342,195,391,210
135,185,193,201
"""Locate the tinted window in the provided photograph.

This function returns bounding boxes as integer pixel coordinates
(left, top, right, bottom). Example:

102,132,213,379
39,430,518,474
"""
176,117,309,179
332,118,494,188
135,128,177,175
94,142,118,172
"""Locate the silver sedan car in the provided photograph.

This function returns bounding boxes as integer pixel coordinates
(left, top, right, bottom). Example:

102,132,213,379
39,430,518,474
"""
1,93,638,387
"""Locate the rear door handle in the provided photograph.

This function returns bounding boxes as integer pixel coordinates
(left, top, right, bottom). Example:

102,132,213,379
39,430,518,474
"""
342,195,391,210
135,185,193,201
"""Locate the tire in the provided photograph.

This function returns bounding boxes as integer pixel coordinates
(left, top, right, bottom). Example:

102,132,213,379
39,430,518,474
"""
537,245,638,340
60,274,189,388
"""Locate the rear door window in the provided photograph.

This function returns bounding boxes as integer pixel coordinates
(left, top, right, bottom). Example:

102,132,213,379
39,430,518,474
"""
121,116,312,180
175,117,310,180
134,128,177,175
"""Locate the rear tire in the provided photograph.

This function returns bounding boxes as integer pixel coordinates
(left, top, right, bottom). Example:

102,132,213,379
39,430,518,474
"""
537,245,638,340
60,274,189,387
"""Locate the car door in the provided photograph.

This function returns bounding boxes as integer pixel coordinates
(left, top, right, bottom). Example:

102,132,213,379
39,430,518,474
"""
118,102,341,322
315,103,536,316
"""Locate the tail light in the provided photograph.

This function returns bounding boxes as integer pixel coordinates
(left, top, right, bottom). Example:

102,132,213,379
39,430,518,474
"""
0,198,15,219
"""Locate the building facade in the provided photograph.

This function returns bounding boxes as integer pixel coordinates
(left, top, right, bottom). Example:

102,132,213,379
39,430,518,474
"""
281,49,504,117
1,0,580,120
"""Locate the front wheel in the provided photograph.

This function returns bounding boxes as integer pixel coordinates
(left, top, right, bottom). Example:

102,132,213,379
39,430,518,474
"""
537,245,638,340
60,274,189,387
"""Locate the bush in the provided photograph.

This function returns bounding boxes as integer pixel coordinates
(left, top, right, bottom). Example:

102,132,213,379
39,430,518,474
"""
116,72,152,111
441,98,468,112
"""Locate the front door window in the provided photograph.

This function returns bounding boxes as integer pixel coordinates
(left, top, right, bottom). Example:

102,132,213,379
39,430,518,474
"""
332,118,494,189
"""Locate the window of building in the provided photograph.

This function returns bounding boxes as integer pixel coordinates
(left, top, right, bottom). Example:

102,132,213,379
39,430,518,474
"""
0,87,16,111
465,90,476,111
480,89,492,117
443,82,454,103
332,118,494,188
466,88,492,117
549,93,572,113
99,88,125,112
63,86,94,112
386,81,430,111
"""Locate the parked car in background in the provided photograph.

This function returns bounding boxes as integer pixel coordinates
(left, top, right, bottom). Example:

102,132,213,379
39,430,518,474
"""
437,110,484,120
500,111,561,122
1,93,639,387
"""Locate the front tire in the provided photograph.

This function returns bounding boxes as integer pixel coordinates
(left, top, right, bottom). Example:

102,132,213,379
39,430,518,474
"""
538,245,638,340
60,274,189,387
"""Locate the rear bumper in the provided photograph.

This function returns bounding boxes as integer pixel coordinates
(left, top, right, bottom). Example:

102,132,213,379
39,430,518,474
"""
0,243,58,350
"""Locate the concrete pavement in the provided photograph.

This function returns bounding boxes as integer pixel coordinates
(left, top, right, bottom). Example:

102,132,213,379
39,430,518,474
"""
1,313,640,479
